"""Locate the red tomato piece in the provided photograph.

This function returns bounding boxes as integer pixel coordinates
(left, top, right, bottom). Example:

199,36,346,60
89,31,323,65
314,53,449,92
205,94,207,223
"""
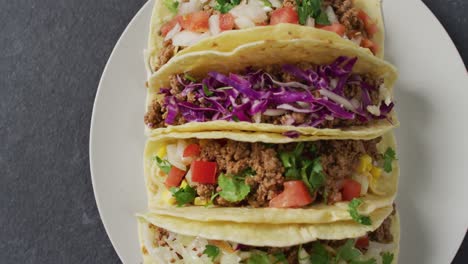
361,38,379,55
178,11,210,32
160,17,179,37
269,180,313,208
219,13,235,31
357,10,378,37
317,23,346,37
183,144,201,157
191,161,217,184
355,236,370,248
270,7,299,25
165,166,186,188
341,179,362,201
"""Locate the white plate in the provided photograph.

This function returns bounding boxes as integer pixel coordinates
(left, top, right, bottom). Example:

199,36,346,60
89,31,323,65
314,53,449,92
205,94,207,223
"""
90,0,468,263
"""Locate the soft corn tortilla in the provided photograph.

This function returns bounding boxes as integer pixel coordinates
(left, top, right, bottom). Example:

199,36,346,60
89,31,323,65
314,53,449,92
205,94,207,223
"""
137,206,394,248
144,132,398,224
147,0,385,72
145,38,398,140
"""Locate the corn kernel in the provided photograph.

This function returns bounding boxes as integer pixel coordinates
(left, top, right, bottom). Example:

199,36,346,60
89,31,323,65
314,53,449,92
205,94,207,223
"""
180,180,188,189
370,167,382,180
194,197,207,206
162,189,176,205
156,146,167,158
357,155,373,173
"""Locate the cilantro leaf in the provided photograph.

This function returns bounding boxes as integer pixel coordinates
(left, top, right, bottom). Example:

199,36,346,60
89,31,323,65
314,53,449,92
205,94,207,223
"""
350,259,377,264
232,116,240,122
335,240,362,263
296,0,330,26
213,0,241,14
301,157,326,193
153,156,171,174
184,73,197,82
279,143,305,180
236,167,256,180
217,174,250,202
348,198,372,225
383,147,396,173
247,252,270,264
381,252,394,264
170,185,196,206
309,242,331,264
260,0,272,8
202,84,214,97
203,245,220,261
273,252,288,264
163,0,179,14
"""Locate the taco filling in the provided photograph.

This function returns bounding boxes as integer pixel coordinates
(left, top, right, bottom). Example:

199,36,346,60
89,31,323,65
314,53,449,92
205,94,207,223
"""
157,0,379,67
140,213,396,264
145,57,394,130
150,137,396,211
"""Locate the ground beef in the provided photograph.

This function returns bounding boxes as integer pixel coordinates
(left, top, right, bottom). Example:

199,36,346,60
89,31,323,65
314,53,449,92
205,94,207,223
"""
144,98,166,128
324,0,368,38
317,137,381,203
369,216,393,243
157,40,175,69
282,0,297,8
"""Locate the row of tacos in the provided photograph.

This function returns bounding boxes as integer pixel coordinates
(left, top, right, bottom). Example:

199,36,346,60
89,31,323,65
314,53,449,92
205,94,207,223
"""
137,0,400,262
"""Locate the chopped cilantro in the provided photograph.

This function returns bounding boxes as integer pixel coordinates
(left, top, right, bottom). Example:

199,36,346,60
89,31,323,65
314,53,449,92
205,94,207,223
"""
309,242,330,264
163,0,179,14
217,174,250,202
232,116,240,122
213,0,241,14
296,0,330,26
348,198,372,226
153,156,171,174
237,167,256,180
381,252,394,264
273,252,288,264
335,240,378,264
184,73,197,82
247,252,270,264
280,143,305,180
170,185,196,206
260,0,272,8
301,157,326,193
383,147,397,173
203,245,220,261
203,84,214,96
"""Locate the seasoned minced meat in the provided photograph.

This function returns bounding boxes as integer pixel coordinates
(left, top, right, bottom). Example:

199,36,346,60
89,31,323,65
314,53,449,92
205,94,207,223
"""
144,98,165,128
197,140,284,207
157,40,175,70
323,0,368,38
369,216,393,243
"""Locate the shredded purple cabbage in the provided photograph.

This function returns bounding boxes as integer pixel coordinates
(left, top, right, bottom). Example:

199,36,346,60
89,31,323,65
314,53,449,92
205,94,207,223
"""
283,131,301,138
159,57,393,127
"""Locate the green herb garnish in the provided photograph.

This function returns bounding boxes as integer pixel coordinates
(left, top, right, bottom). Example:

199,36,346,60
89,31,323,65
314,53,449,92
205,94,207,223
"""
217,174,250,202
184,73,197,82
247,252,270,264
153,156,171,174
296,0,330,26
348,198,372,226
203,84,214,96
273,252,288,264
383,147,396,173
213,0,241,14
260,0,272,7
301,157,326,193
280,142,305,180
170,185,196,206
232,116,240,122
203,245,220,261
163,0,179,13
381,252,394,264
309,242,331,264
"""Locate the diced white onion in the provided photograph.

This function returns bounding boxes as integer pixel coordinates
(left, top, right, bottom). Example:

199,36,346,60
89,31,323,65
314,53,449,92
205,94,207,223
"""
209,14,221,36
253,113,262,123
229,0,268,23
351,36,363,45
298,248,312,264
319,89,357,112
233,16,256,29
269,0,282,8
167,144,186,170
177,140,193,165
164,22,182,41
379,84,392,106
325,6,338,24
366,105,381,116
330,78,338,89
306,17,315,27
354,174,369,195
178,0,202,15
171,31,210,47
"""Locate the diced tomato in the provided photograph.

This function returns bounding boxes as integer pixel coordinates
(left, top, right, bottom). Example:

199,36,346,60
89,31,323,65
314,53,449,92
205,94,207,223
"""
357,10,378,37
165,166,186,188
183,144,201,157
355,236,369,248
270,7,299,25
160,17,179,37
191,161,217,184
361,38,379,55
341,179,362,201
269,181,313,208
317,23,346,37
219,13,235,31
177,11,210,32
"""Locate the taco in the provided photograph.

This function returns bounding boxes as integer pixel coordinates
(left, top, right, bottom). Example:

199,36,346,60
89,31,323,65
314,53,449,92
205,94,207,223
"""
144,131,398,224
137,207,399,263
148,0,385,71
145,40,398,140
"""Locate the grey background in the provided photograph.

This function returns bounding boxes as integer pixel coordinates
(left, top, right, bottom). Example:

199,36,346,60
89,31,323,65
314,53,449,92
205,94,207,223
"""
0,0,466,263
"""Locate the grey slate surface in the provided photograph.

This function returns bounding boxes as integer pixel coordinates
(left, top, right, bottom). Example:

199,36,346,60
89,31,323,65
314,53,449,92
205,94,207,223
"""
0,0,466,263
